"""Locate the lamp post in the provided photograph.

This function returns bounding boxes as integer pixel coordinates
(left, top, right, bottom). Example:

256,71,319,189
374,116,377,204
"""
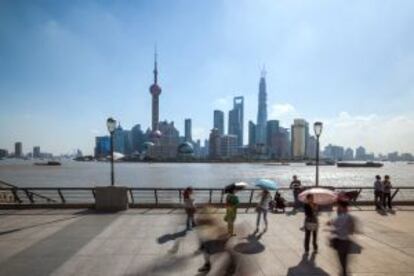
313,122,323,187
107,117,117,186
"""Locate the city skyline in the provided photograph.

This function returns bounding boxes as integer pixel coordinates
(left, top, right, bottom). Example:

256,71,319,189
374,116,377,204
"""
1,1,413,155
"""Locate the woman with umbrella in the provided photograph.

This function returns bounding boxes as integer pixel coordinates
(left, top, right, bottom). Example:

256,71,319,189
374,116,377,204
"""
299,187,337,254
255,189,272,232
303,193,319,253
254,179,278,232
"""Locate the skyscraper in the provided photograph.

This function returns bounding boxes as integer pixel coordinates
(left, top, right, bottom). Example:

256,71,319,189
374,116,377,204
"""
228,96,244,147
291,119,308,160
14,142,22,158
149,49,162,132
248,121,256,147
184,119,192,142
209,128,221,159
256,69,268,145
266,120,279,158
213,110,224,135
33,146,41,158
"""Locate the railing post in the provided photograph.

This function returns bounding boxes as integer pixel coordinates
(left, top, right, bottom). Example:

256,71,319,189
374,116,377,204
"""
209,190,213,204
92,189,96,199
58,189,66,204
129,189,134,204
11,188,22,203
391,188,400,200
154,189,158,205
178,189,182,203
24,189,34,204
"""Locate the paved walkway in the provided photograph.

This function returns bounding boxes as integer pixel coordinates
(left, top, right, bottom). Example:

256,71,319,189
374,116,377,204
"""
0,207,414,276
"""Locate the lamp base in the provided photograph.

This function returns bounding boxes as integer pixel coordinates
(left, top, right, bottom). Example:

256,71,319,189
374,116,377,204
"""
95,186,128,212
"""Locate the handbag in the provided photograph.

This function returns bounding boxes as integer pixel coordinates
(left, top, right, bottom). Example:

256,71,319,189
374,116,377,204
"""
305,222,318,231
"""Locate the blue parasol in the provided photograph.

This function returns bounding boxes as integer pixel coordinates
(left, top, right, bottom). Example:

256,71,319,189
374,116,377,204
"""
255,179,278,190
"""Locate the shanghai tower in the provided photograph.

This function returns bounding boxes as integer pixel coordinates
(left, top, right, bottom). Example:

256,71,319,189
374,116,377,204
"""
256,68,267,144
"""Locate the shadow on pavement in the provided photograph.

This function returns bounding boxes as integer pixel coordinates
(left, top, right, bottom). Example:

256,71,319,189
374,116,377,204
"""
233,230,265,255
287,252,329,276
157,229,187,244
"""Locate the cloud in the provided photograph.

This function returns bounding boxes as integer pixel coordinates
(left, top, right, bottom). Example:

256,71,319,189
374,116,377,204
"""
270,103,296,117
213,96,232,110
320,112,414,154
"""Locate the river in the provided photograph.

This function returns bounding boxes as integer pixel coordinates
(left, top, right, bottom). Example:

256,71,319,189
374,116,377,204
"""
0,160,413,188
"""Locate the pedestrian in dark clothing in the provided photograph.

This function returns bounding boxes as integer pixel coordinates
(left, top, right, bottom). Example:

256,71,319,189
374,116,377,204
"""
290,175,302,209
183,187,196,230
374,175,383,210
273,192,286,213
382,175,393,210
328,200,356,276
304,194,318,253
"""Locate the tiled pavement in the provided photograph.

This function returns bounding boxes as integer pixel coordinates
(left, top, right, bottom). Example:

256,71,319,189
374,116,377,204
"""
0,207,413,276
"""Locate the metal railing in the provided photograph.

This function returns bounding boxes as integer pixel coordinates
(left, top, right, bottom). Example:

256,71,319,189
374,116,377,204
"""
1,186,414,208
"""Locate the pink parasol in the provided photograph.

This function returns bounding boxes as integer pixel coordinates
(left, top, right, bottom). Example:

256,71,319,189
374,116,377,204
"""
299,188,337,205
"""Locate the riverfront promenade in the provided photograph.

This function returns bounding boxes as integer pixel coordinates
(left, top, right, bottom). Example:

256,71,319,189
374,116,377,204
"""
0,207,413,275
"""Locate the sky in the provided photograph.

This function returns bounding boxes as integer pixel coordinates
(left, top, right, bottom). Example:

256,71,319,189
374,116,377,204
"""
0,0,413,155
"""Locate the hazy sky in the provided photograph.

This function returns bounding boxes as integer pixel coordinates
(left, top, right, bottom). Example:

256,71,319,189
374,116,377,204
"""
1,0,413,155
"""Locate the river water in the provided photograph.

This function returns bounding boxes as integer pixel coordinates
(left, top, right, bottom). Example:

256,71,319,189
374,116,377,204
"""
0,160,413,188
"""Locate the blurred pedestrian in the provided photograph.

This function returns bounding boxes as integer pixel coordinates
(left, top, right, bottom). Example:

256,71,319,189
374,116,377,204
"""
255,189,272,232
183,187,196,230
382,175,393,210
374,175,383,210
224,187,239,236
290,175,302,209
328,200,356,276
304,194,318,253
273,191,286,213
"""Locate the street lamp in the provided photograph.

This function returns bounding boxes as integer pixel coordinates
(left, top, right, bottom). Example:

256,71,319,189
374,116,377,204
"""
313,121,323,187
107,117,117,186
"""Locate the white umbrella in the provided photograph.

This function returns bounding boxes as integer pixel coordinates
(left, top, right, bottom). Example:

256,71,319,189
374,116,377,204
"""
299,188,337,205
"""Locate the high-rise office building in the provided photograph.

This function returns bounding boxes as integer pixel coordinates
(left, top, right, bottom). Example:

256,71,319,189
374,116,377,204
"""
149,49,162,132
209,128,221,159
228,96,244,147
95,136,111,158
266,120,280,158
0,149,8,158
14,142,22,158
306,136,317,159
291,119,308,159
248,121,256,147
355,146,366,160
213,110,224,136
33,146,41,158
150,121,180,159
323,144,344,160
276,127,291,159
131,124,145,153
184,119,192,142
220,135,238,158
256,69,268,144
344,148,354,160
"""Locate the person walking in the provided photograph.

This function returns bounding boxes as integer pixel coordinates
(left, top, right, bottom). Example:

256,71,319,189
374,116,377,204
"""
183,187,196,230
382,175,393,210
304,194,319,253
374,175,383,210
224,187,239,236
290,175,302,209
328,200,356,276
255,189,272,232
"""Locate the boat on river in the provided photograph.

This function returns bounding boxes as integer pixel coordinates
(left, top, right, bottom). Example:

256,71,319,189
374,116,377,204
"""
34,161,61,166
337,161,383,168
306,160,336,166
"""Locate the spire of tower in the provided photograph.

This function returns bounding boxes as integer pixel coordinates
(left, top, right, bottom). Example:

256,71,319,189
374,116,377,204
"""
261,64,266,78
153,44,158,84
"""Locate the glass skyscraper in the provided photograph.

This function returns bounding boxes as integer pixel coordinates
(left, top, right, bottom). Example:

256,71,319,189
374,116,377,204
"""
228,96,244,147
256,69,268,144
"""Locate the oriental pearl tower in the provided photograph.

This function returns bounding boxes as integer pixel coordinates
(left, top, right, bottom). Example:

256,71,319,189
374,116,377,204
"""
149,49,162,140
